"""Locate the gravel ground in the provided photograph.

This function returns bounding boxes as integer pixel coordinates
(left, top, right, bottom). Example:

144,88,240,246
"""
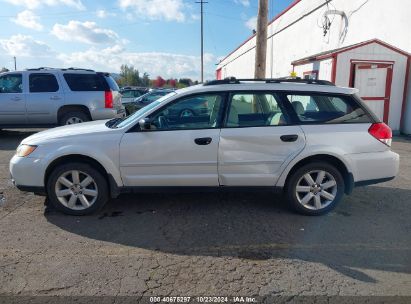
0,129,410,302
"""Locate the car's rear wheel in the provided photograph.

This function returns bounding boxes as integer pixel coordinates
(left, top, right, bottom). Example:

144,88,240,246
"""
286,162,344,215
46,163,109,215
59,111,90,126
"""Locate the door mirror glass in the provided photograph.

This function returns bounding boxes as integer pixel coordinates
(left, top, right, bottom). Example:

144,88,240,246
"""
138,118,151,131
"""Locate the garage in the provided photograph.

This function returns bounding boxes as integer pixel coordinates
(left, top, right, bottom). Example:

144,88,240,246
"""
292,39,410,133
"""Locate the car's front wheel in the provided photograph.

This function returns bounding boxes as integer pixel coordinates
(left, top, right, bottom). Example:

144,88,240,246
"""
46,163,109,215
286,162,344,215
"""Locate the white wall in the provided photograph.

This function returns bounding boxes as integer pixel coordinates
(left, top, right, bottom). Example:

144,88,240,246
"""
218,0,411,77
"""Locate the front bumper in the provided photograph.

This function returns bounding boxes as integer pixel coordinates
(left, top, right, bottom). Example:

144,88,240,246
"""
10,155,46,190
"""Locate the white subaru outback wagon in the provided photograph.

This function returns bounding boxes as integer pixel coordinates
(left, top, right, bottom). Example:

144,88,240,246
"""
10,78,399,216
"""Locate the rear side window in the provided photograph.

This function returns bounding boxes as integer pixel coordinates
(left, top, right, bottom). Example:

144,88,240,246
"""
29,73,59,92
105,75,119,91
63,73,108,91
226,93,289,127
286,94,372,124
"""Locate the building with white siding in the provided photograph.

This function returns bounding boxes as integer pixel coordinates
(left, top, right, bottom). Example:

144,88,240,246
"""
216,0,411,134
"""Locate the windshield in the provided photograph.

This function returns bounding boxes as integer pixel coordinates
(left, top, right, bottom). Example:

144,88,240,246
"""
114,91,177,128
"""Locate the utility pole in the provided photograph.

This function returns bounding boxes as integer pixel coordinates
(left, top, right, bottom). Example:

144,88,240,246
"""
254,0,268,79
196,0,208,83
13,56,17,71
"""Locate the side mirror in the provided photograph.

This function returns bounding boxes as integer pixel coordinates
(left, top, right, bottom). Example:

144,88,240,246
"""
138,118,151,131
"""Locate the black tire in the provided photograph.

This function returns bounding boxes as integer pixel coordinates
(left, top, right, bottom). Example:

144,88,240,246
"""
46,162,109,215
59,111,90,126
286,162,344,215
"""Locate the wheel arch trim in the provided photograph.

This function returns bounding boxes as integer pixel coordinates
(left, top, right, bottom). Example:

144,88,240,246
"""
275,148,354,194
43,150,123,195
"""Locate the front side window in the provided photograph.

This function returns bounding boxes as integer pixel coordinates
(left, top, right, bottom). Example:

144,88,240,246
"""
226,93,288,127
148,94,224,130
0,74,22,93
29,73,59,93
286,94,372,123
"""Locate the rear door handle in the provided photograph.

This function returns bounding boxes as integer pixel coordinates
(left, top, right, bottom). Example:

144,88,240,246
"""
50,96,61,100
11,97,21,101
194,137,212,145
280,134,298,142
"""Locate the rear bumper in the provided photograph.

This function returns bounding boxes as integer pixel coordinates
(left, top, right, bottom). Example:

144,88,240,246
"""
354,176,396,187
91,107,126,120
347,150,400,183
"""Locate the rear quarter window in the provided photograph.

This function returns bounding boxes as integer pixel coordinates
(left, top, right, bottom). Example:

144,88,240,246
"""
104,75,119,91
63,73,109,91
285,93,373,124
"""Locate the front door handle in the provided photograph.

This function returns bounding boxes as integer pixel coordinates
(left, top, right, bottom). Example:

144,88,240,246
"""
50,96,61,100
280,134,298,142
11,96,21,101
194,137,212,145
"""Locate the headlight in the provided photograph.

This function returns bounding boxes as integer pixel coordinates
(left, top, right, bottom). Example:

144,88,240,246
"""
16,145,37,157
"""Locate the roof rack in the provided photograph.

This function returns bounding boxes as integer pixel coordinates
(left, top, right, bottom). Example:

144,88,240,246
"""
26,67,95,72
62,67,95,72
26,67,57,71
204,77,335,86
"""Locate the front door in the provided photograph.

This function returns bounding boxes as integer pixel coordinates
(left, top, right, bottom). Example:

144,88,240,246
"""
0,73,27,125
351,62,393,123
218,92,305,186
26,72,63,125
120,93,225,186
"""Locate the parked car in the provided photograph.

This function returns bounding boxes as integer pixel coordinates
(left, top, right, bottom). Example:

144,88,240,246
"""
0,68,125,128
124,89,175,115
121,88,149,115
10,78,399,216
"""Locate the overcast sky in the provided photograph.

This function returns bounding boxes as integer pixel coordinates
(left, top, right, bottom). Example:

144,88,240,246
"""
0,0,292,80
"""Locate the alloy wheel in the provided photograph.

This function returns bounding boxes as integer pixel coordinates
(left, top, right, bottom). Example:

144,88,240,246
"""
295,170,338,210
66,117,83,125
55,170,98,210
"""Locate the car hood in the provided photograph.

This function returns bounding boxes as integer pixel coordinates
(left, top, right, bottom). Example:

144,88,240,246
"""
22,120,113,145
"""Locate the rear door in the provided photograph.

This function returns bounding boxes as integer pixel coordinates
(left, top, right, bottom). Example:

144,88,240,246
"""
218,91,305,186
26,72,63,124
0,73,27,125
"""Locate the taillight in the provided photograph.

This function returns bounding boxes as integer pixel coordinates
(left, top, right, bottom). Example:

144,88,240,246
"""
105,91,113,108
368,122,392,146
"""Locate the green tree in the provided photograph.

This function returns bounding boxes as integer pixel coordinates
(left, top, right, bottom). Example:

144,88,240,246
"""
178,78,193,87
118,65,141,87
141,72,150,87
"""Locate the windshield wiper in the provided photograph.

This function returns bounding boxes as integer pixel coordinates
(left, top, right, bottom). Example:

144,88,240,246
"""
105,118,123,128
